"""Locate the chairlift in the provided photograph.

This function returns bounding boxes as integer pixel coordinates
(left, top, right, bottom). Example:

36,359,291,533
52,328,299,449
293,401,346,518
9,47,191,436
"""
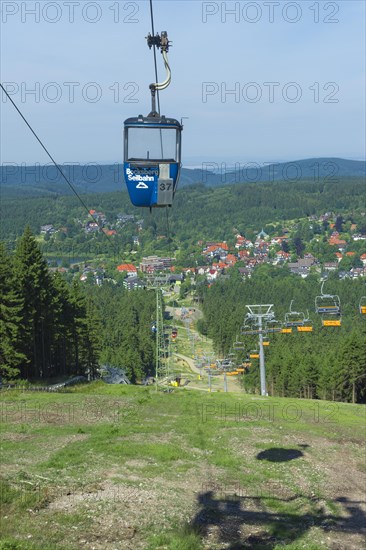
241,317,261,335
241,328,262,336
315,281,341,315
297,326,313,333
322,319,341,327
284,300,310,327
316,281,341,327
249,349,259,359
265,319,283,333
359,296,366,315
233,336,245,350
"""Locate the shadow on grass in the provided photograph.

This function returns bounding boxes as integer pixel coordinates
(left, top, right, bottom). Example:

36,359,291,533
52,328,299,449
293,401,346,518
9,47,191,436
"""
256,448,304,462
190,491,366,549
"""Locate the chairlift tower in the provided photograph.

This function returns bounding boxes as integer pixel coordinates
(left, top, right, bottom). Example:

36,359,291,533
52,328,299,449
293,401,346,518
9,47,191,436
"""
244,305,275,397
149,276,171,388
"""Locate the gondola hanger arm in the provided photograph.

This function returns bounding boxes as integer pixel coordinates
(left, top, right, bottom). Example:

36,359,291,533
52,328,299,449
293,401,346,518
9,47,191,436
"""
146,31,172,116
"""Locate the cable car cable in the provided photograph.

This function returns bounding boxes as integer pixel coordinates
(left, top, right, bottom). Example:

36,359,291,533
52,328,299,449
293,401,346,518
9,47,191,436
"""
149,0,161,116
0,82,119,257
148,0,172,248
149,0,164,160
0,83,93,219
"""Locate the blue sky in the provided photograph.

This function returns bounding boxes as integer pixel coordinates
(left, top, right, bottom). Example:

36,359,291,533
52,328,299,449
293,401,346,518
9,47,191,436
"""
1,0,365,167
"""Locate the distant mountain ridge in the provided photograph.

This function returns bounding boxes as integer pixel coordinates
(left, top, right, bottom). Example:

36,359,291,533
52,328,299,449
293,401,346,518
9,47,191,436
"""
1,158,365,198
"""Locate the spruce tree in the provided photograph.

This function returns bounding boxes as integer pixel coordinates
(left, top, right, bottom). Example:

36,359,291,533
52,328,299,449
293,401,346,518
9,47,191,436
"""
69,280,101,377
50,272,74,376
83,296,101,380
14,227,54,379
0,242,26,380
337,331,366,403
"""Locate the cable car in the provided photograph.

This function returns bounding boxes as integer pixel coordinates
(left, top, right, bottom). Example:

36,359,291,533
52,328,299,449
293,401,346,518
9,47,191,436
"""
123,31,183,208
124,114,182,207
359,296,366,315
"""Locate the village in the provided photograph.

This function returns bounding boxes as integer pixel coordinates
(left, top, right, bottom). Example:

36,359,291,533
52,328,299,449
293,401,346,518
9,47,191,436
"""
39,209,366,289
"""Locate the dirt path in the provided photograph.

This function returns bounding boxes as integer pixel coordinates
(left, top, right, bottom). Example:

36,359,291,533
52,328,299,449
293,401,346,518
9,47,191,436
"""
168,302,244,394
174,352,243,393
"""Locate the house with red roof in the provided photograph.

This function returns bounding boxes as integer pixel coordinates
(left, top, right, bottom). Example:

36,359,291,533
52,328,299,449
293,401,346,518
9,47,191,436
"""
238,250,250,260
207,268,219,281
116,264,137,277
203,242,229,260
226,254,237,266
335,252,343,262
328,236,347,247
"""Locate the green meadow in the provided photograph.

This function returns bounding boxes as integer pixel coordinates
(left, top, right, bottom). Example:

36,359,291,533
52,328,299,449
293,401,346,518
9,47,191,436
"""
1,384,365,549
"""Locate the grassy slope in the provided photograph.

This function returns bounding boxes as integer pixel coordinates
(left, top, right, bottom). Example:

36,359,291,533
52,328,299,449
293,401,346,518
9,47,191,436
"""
0,384,365,550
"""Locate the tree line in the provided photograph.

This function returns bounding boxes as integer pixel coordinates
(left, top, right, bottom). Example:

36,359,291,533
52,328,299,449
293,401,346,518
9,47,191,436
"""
0,228,101,381
1,178,365,252
198,268,366,403
87,283,156,383
0,227,158,384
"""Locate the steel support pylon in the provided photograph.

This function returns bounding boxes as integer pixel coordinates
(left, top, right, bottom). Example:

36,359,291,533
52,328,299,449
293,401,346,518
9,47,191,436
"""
245,305,275,397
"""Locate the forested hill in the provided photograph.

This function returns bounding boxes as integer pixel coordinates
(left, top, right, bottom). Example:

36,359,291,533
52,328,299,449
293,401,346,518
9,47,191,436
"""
1,177,365,242
1,158,365,198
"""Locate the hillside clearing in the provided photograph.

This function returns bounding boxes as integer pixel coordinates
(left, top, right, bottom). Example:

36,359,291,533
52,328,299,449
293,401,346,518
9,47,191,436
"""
0,385,365,549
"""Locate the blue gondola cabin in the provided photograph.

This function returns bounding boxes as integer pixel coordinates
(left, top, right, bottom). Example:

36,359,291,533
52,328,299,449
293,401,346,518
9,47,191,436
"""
123,115,183,208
